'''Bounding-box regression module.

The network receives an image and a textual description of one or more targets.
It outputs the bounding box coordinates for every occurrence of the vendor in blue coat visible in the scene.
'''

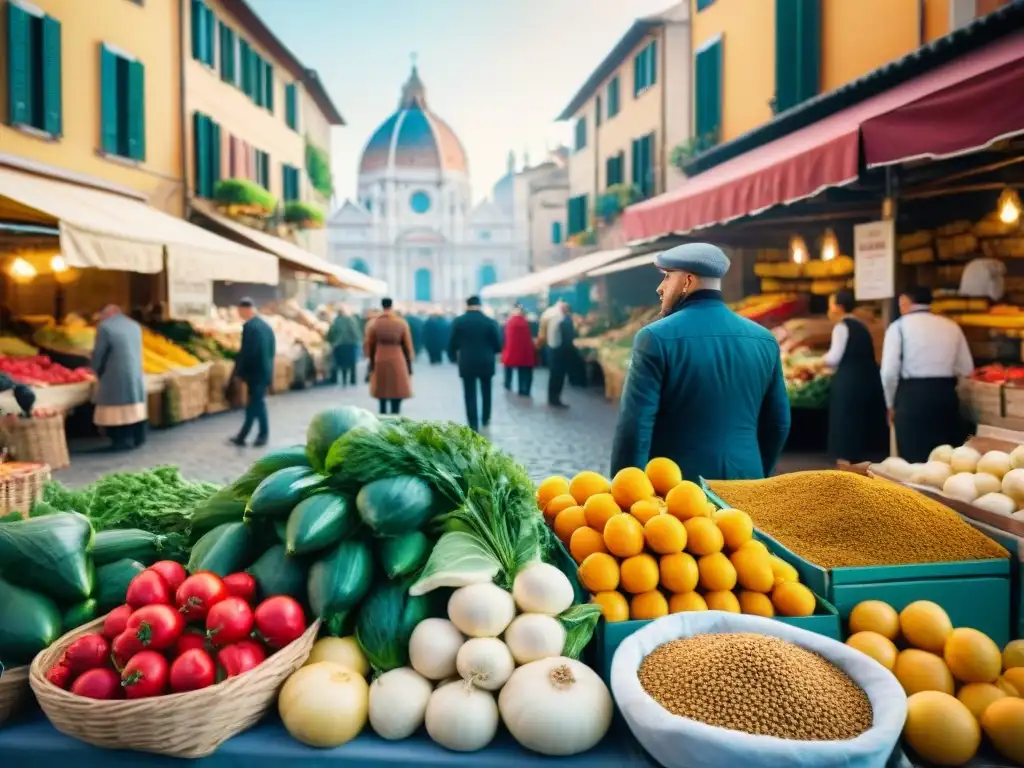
[610,244,791,481]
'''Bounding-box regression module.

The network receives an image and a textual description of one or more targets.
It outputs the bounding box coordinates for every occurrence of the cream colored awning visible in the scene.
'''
[0,167,278,284]
[587,252,659,277]
[480,248,632,299]
[192,201,387,295]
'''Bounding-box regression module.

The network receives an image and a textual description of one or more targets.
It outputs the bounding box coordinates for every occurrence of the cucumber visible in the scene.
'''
[247,467,324,518]
[308,538,373,636]
[0,512,95,602]
[285,493,356,556]
[229,445,311,497]
[62,598,99,630]
[189,490,247,543]
[355,476,434,537]
[0,577,63,666]
[29,501,61,517]
[96,559,146,611]
[274,519,288,544]
[247,544,308,602]
[379,532,432,579]
[93,529,169,565]
[187,521,253,576]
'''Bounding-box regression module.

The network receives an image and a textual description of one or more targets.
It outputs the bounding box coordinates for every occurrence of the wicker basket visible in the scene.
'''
[0,413,69,471]
[0,461,50,517]
[206,360,234,414]
[271,356,294,395]
[30,617,320,757]
[0,665,31,727]
[164,369,210,425]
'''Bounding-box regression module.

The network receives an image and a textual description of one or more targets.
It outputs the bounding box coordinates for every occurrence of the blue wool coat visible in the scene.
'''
[91,313,145,406]
[610,292,791,481]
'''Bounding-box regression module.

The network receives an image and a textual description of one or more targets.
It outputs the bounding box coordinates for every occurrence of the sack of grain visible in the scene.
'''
[611,612,906,768]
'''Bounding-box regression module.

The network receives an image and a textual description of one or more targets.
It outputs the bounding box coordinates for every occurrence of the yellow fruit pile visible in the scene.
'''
[536,460,818,623]
[844,599,1024,766]
[141,327,201,374]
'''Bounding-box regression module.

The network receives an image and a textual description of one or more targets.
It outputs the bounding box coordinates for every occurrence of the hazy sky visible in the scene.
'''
[246,0,673,206]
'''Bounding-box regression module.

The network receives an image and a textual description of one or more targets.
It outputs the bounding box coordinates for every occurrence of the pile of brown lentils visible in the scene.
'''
[638,633,873,741]
[707,470,1009,568]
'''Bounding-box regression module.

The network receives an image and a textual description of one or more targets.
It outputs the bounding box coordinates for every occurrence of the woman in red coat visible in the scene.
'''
[502,305,536,397]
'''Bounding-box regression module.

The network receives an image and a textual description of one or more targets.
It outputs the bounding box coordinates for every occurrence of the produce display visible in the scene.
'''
[0,355,93,386]
[140,327,202,374]
[0,334,38,357]
[971,364,1024,384]
[706,471,1009,568]
[782,354,831,409]
[31,314,95,354]
[728,293,807,326]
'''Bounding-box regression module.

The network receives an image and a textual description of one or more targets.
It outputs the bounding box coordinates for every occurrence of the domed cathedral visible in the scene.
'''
[328,62,523,311]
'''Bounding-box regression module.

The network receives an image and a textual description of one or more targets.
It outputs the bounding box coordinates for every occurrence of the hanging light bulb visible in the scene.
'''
[50,255,68,273]
[8,257,37,281]
[820,228,838,262]
[790,235,808,265]
[998,187,1022,225]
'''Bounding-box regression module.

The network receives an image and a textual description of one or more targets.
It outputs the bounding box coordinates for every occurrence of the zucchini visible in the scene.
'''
[308,538,373,636]
[247,544,308,602]
[247,467,324,518]
[93,529,170,566]
[355,476,434,537]
[379,532,432,579]
[0,512,95,602]
[189,490,247,543]
[229,445,311,497]
[0,577,63,667]
[96,559,146,611]
[285,493,356,556]
[274,519,288,544]
[187,521,253,576]
[62,598,99,630]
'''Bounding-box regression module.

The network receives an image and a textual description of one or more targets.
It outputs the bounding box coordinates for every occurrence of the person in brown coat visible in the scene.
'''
[365,297,414,415]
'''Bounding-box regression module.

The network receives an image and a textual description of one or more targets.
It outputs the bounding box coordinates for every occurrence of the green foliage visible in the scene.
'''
[213,177,278,213]
[596,183,640,222]
[670,130,721,172]
[283,201,325,228]
[305,138,334,199]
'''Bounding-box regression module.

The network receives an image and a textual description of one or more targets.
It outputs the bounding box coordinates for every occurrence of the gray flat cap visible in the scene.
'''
[655,243,731,278]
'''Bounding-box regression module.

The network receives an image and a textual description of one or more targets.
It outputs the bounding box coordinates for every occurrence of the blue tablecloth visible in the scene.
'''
[0,714,656,766]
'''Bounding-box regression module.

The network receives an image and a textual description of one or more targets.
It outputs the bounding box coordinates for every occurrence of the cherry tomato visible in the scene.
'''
[71,668,122,700]
[46,661,73,690]
[253,596,306,649]
[205,597,254,647]
[125,570,171,609]
[148,561,187,593]
[64,633,111,674]
[121,650,169,699]
[102,604,134,640]
[216,640,266,679]
[111,629,143,668]
[176,572,228,621]
[221,572,257,604]
[174,629,208,657]
[169,649,216,693]
[126,604,185,651]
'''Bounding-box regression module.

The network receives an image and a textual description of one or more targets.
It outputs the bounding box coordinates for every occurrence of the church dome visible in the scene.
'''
[359,64,468,176]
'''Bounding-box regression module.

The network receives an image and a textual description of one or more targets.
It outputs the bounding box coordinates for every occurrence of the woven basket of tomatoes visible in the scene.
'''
[29,562,319,758]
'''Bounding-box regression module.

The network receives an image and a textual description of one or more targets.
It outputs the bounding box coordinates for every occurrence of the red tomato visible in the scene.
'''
[253,596,306,649]
[216,640,266,679]
[125,570,171,609]
[174,629,208,657]
[169,649,216,693]
[71,668,122,700]
[102,604,134,640]
[121,651,169,699]
[46,661,73,690]
[64,633,111,674]
[175,572,228,621]
[205,597,254,647]
[221,572,257,603]
[111,629,143,668]
[126,604,185,651]
[148,561,187,593]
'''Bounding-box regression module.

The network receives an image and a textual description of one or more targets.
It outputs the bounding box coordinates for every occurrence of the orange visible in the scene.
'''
[846,631,898,670]
[659,552,699,593]
[771,582,816,617]
[569,525,608,564]
[712,509,754,551]
[552,505,586,544]
[958,683,1007,721]
[698,552,737,592]
[569,471,611,505]
[630,590,668,620]
[578,552,619,593]
[981,697,1024,764]
[900,601,953,654]
[591,591,629,623]
[630,498,663,526]
[704,590,741,613]
[583,493,621,533]
[944,628,1002,684]
[894,649,956,696]
[737,591,775,618]
[848,600,900,642]
[665,481,708,522]
[611,467,655,510]
[683,517,724,556]
[644,514,687,554]
[544,493,578,522]
[669,591,708,613]
[768,555,799,586]
[736,539,770,557]
[905,692,981,766]
[603,513,644,558]
[620,554,660,594]
[645,457,683,496]
[730,549,775,593]
[536,476,570,511]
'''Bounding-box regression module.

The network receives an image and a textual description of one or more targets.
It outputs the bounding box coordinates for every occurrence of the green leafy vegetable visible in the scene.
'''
[409,531,500,596]
[558,603,602,660]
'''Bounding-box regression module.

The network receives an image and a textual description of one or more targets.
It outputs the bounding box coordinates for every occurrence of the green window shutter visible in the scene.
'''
[795,0,820,105]
[633,50,641,96]
[239,41,250,94]
[695,39,723,146]
[648,41,658,87]
[41,16,62,136]
[210,119,221,188]
[190,0,203,61]
[6,2,31,127]
[193,112,209,197]
[204,6,215,67]
[100,45,119,154]
[126,59,145,160]
[774,0,798,112]
[551,222,562,244]
[285,83,298,129]
[253,55,263,106]
[219,23,231,82]
[264,61,273,112]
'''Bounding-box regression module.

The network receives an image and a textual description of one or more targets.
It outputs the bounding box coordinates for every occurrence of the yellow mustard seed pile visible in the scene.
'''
[707,470,1009,569]
[638,633,873,741]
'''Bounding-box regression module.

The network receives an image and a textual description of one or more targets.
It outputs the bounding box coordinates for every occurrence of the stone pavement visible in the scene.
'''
[57,361,828,488]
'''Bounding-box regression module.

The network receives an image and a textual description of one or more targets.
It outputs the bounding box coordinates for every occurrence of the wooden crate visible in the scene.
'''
[271,356,294,394]
[164,368,210,425]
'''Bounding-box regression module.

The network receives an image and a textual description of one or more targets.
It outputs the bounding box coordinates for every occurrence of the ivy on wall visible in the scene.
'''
[305,137,334,199]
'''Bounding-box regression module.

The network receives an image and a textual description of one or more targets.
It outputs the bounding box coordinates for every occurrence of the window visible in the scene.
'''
[254,149,270,190]
[410,190,431,214]
[633,40,657,97]
[567,195,588,236]
[350,258,370,275]
[696,0,716,9]
[694,37,723,148]
[6,2,62,136]
[774,0,820,113]
[631,133,655,200]
[285,82,299,130]
[282,164,300,202]
[192,112,220,197]
[478,230,491,241]
[219,21,235,84]
[605,152,625,187]
[263,60,273,112]
[551,222,563,244]
[190,0,215,67]
[595,95,602,128]
[606,76,620,119]
[100,45,145,161]
[574,116,587,152]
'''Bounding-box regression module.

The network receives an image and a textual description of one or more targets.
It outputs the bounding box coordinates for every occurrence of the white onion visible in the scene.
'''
[880,456,913,480]
[425,680,498,752]
[950,446,982,474]
[973,493,1018,517]
[447,583,516,638]
[408,618,464,680]
[512,562,574,615]
[929,444,954,464]
[456,637,515,691]
[1010,444,1024,470]
[368,667,433,740]
[909,461,953,489]
[503,614,566,665]
[1003,468,1024,504]
[943,472,980,503]
[278,662,368,748]
[973,472,1003,496]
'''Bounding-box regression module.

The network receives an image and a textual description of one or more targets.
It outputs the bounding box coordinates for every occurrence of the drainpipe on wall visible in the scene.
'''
[659,26,668,195]
[179,0,190,216]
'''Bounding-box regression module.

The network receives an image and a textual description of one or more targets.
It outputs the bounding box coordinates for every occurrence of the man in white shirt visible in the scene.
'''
[880,286,974,462]
[959,256,1005,302]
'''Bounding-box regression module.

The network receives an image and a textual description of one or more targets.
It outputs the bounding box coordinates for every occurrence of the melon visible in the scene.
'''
[306,406,379,471]
[981,697,1024,764]
[903,691,980,766]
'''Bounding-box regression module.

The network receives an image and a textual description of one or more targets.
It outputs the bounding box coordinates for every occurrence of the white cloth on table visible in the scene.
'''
[958,257,1005,302]
[822,320,849,369]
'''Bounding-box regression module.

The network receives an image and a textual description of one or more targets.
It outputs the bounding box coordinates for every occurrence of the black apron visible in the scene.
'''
[828,317,888,463]
[893,310,967,463]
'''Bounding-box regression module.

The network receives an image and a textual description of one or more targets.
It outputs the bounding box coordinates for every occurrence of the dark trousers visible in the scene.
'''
[109,421,147,450]
[548,350,568,405]
[427,348,444,364]
[239,384,269,441]
[378,398,402,415]
[332,345,358,386]
[894,377,965,463]
[462,376,492,430]
[503,366,533,396]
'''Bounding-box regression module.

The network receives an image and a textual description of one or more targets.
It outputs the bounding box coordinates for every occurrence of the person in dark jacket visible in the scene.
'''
[502,304,536,396]
[91,305,147,451]
[610,244,791,480]
[448,296,502,431]
[423,309,448,364]
[327,307,361,386]
[230,298,276,447]
[545,301,576,408]
[406,314,425,360]
[823,289,888,463]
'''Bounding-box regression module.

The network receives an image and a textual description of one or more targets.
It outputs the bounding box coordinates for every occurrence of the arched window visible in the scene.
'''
[350,258,370,275]
[414,268,432,301]
[477,263,497,291]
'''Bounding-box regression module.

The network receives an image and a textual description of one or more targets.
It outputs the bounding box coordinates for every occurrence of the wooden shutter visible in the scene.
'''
[648,40,657,87]
[100,45,119,154]
[41,15,62,135]
[204,5,215,67]
[126,60,145,160]
[775,0,819,113]
[210,119,221,190]
[264,61,273,112]
[285,83,297,129]
[193,113,208,197]
[190,0,203,61]
[253,55,264,106]
[695,39,723,144]
[6,2,31,127]
[239,40,250,94]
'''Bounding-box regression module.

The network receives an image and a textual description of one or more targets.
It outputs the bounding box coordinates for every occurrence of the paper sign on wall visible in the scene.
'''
[854,220,895,301]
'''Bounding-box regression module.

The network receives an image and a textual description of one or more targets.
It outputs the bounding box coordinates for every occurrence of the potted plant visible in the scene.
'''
[283,201,326,230]
[213,179,279,219]
[670,131,721,174]
[596,183,640,223]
